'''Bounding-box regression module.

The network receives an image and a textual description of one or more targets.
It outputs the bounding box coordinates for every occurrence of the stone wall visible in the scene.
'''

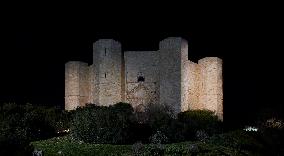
[181,39,190,111]
[159,37,182,114]
[198,57,223,120]
[65,61,90,110]
[93,39,122,106]
[124,51,159,110]
[188,61,201,110]
[79,63,91,107]
[88,64,95,104]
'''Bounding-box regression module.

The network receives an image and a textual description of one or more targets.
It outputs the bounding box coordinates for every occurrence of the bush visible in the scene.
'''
[139,103,173,130]
[0,103,70,155]
[143,144,165,156]
[71,103,136,144]
[177,110,223,140]
[257,123,284,156]
[208,130,264,155]
[132,142,144,156]
[195,130,209,142]
[133,106,223,143]
[149,131,169,144]
[137,103,176,143]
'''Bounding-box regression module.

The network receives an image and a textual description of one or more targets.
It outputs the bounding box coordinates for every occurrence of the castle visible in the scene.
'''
[65,37,223,120]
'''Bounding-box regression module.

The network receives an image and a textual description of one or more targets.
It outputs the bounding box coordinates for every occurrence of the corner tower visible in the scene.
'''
[65,61,91,110]
[198,57,223,120]
[159,37,188,114]
[93,39,122,106]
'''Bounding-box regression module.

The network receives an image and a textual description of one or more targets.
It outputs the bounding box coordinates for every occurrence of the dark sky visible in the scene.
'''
[1,3,283,125]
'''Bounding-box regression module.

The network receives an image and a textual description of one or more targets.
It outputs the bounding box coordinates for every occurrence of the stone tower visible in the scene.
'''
[159,37,189,114]
[65,61,91,110]
[198,57,223,120]
[65,37,223,120]
[93,39,122,106]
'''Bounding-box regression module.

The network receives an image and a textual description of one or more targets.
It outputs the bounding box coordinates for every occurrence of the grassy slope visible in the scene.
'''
[32,136,132,156]
[32,131,263,156]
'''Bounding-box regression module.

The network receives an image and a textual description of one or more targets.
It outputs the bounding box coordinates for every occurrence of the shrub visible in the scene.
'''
[208,130,264,154]
[257,123,284,155]
[177,110,223,140]
[137,103,175,143]
[0,103,69,155]
[143,143,165,156]
[134,106,223,143]
[195,130,209,142]
[149,131,169,144]
[71,103,136,144]
[132,142,144,156]
[139,103,173,130]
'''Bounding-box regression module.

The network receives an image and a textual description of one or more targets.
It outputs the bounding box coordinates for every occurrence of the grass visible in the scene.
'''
[32,136,132,156]
[31,131,264,156]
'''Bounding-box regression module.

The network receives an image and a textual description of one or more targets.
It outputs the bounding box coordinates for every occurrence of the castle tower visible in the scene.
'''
[198,57,223,120]
[65,61,91,110]
[159,37,189,114]
[187,61,202,110]
[93,39,122,106]
[181,39,191,112]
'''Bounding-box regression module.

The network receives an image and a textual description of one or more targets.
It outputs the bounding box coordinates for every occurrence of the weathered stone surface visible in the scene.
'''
[65,61,90,110]
[198,57,223,120]
[187,61,201,110]
[93,39,122,106]
[159,37,182,114]
[124,51,159,110]
[65,37,223,120]
[181,39,190,112]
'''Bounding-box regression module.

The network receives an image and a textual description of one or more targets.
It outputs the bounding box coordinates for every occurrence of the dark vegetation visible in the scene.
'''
[0,103,70,155]
[71,103,222,144]
[1,102,284,155]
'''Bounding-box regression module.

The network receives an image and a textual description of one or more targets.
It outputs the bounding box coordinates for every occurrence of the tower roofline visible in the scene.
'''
[65,61,88,65]
[93,39,121,45]
[159,37,188,49]
[160,37,187,42]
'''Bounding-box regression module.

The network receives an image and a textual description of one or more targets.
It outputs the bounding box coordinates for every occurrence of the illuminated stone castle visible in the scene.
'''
[65,37,223,120]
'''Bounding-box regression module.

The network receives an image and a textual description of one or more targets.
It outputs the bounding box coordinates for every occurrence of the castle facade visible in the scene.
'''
[65,37,223,120]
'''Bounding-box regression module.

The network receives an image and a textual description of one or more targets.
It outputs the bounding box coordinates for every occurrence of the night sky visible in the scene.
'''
[1,4,283,126]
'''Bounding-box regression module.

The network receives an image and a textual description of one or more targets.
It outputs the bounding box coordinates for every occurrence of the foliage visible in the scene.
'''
[32,134,264,156]
[132,142,144,156]
[0,102,225,155]
[261,118,284,129]
[257,124,284,155]
[208,130,265,155]
[195,130,209,142]
[0,103,71,155]
[149,131,169,144]
[32,135,132,156]
[177,109,223,140]
[71,103,136,144]
[2,101,284,155]
[133,105,224,143]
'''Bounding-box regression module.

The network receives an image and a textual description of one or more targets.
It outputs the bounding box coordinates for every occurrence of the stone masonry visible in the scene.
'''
[65,37,223,120]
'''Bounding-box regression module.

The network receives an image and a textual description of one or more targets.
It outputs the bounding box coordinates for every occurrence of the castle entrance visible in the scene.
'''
[126,83,152,111]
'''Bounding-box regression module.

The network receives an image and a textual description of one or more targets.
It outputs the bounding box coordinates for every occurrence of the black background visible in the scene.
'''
[1,2,283,126]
